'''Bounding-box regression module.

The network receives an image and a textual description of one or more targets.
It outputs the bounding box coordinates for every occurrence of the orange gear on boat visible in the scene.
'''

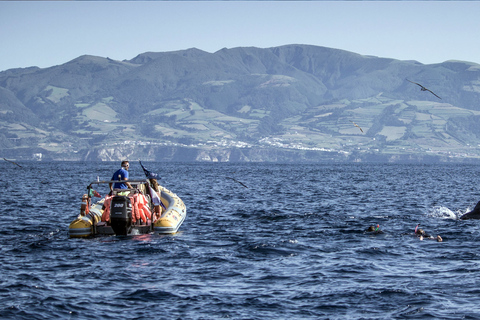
[141,204,152,221]
[138,193,148,223]
[131,194,140,223]
[128,193,152,223]
[101,195,114,222]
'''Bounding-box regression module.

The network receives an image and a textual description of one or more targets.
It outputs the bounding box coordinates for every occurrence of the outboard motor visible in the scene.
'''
[110,196,132,235]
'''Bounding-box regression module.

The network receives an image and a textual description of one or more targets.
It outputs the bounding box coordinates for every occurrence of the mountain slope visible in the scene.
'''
[0,44,479,162]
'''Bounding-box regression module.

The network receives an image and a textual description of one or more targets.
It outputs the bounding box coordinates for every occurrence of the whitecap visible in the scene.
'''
[428,206,458,219]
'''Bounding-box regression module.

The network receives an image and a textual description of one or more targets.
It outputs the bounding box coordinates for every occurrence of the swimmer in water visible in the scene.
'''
[414,224,442,242]
[365,224,383,234]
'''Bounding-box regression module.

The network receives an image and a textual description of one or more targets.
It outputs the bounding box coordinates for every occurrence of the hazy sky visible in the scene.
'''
[1,1,479,72]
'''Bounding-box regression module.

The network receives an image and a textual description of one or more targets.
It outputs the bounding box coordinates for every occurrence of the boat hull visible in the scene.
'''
[69,207,103,238]
[154,185,187,234]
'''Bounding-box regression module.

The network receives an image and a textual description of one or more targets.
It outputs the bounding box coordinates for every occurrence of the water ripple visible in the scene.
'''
[2,162,480,319]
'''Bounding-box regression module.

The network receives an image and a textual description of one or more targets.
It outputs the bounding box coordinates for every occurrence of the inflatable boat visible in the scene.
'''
[69,179,186,238]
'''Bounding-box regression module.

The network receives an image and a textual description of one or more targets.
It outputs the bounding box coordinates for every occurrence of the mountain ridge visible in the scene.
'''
[1,44,480,162]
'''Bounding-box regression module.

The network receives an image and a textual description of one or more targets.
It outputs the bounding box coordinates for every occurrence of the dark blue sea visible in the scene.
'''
[1,161,480,319]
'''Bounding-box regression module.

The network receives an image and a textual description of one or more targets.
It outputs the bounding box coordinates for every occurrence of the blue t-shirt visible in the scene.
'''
[111,168,129,189]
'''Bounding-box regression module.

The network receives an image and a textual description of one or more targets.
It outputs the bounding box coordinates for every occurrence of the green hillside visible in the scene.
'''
[0,45,479,162]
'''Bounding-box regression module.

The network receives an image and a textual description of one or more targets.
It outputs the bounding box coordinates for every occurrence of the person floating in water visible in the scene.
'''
[414,224,442,242]
[109,160,132,193]
[365,224,383,234]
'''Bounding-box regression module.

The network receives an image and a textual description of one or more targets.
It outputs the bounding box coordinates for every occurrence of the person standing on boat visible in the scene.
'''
[109,160,132,192]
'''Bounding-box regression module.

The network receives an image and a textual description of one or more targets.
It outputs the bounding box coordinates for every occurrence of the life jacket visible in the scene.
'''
[140,198,152,221]
[130,194,140,223]
[101,195,114,222]
[101,193,152,224]
[129,193,152,224]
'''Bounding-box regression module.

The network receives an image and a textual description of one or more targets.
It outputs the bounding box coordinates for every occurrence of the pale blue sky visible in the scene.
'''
[1,1,479,72]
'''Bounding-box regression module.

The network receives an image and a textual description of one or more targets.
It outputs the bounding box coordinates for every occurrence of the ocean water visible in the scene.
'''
[1,161,480,319]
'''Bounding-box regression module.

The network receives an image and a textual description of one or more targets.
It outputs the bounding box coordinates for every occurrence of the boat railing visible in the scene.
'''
[87,179,151,186]
[86,179,153,203]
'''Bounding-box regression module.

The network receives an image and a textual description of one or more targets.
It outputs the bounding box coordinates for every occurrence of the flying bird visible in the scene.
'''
[3,158,22,168]
[226,177,248,188]
[349,120,364,133]
[406,79,442,99]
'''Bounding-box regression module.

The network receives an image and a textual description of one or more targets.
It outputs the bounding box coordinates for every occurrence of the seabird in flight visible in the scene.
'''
[226,177,248,188]
[3,158,22,168]
[406,79,442,99]
[349,120,364,133]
